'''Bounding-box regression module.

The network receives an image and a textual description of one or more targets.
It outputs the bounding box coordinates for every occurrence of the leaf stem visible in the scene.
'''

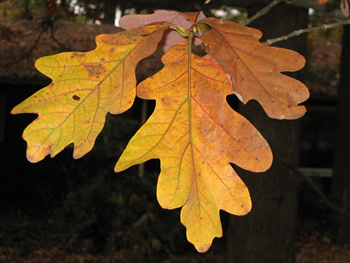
[188,33,193,131]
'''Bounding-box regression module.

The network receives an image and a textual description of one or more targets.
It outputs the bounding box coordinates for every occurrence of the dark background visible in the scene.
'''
[0,0,348,262]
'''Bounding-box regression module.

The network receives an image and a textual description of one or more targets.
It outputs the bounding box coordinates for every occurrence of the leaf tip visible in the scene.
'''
[114,161,127,173]
[196,242,211,253]
[277,104,308,120]
[10,107,18,115]
[10,103,26,115]
[26,149,45,163]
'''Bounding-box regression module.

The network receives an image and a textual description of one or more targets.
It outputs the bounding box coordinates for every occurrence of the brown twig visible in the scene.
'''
[276,156,350,218]
[264,19,350,45]
[10,22,48,66]
[243,0,291,26]
[49,23,72,51]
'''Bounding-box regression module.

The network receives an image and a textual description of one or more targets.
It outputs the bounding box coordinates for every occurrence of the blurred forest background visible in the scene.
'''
[0,0,350,262]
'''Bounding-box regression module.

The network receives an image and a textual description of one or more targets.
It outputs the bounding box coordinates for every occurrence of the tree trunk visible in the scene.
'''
[331,24,350,243]
[103,0,117,25]
[225,4,308,263]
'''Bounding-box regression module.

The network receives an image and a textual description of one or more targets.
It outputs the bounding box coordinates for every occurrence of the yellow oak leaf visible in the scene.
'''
[11,24,169,163]
[115,40,272,252]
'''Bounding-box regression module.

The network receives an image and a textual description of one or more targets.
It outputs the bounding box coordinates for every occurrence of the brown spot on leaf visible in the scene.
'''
[72,95,81,101]
[84,63,106,78]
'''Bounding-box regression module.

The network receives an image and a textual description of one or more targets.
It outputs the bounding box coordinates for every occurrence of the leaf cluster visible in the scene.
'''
[12,10,309,252]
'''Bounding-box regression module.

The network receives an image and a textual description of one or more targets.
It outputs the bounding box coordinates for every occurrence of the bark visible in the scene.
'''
[103,0,118,25]
[331,24,350,243]
[225,4,308,263]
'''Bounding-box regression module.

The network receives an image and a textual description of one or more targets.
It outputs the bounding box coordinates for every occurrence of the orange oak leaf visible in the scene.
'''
[11,24,169,163]
[115,41,272,252]
[317,0,330,4]
[198,18,309,120]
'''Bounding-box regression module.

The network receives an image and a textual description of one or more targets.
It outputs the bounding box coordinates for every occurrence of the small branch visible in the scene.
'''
[49,23,72,51]
[10,22,48,66]
[276,156,350,218]
[243,0,291,26]
[264,19,350,45]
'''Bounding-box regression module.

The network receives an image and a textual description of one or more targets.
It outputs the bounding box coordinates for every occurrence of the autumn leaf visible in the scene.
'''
[317,0,330,4]
[120,9,205,28]
[341,0,350,17]
[115,40,272,252]
[11,23,169,163]
[120,10,205,51]
[198,18,309,120]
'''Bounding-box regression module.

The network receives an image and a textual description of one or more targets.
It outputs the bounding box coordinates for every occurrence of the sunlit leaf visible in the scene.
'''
[115,41,272,252]
[11,24,169,162]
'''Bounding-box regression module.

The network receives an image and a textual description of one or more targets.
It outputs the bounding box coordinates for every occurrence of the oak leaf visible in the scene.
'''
[198,18,309,120]
[115,41,273,252]
[317,0,330,4]
[341,0,350,17]
[11,24,169,162]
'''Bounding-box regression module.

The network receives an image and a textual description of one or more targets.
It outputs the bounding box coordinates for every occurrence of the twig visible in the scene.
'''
[49,23,72,51]
[276,156,350,218]
[9,22,48,67]
[264,19,350,45]
[243,0,291,26]
[12,17,71,66]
